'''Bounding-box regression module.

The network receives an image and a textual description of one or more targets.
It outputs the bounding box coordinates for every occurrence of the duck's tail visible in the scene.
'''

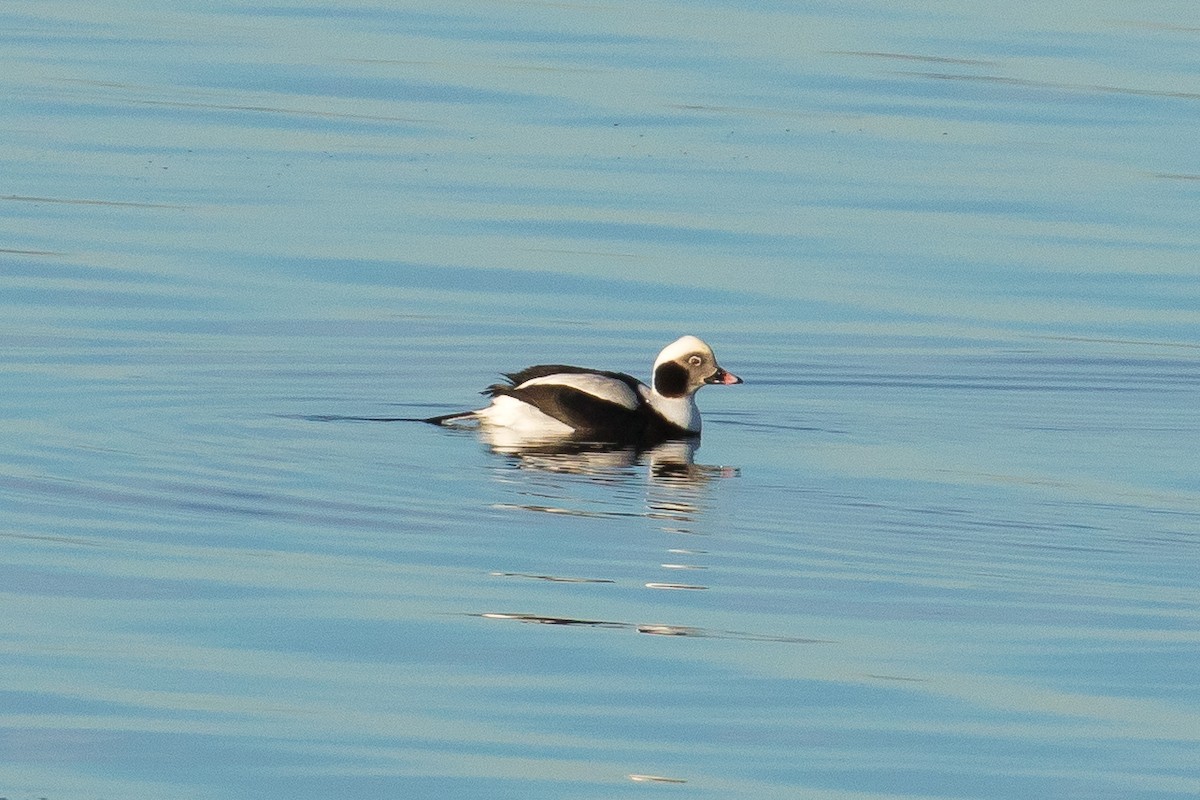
[422,410,479,427]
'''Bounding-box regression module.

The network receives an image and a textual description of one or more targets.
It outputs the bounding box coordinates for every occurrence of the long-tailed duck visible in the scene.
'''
[427,335,742,441]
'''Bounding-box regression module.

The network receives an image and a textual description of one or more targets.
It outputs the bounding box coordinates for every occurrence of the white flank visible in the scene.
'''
[474,395,574,435]
[518,373,640,410]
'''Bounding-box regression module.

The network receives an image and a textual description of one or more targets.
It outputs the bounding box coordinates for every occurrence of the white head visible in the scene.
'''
[651,335,743,399]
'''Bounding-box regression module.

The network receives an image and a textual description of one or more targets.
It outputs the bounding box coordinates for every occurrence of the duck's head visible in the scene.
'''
[651,335,743,398]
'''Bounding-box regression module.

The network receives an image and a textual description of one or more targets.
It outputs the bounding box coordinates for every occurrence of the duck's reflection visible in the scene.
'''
[479,429,738,595]
[482,429,738,535]
[468,430,822,643]
[481,427,736,488]
[468,430,827,647]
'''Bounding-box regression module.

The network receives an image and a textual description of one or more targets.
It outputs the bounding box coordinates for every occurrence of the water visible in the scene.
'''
[3,1,1198,798]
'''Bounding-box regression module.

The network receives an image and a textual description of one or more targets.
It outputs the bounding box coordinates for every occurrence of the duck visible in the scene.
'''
[426,335,742,441]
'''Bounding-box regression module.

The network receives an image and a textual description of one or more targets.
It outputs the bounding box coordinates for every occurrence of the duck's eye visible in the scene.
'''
[688,355,703,367]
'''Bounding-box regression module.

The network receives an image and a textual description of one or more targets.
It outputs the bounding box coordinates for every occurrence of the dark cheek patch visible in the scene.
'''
[654,362,689,398]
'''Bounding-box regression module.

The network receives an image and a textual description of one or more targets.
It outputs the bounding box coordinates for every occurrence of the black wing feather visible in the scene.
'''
[488,384,641,435]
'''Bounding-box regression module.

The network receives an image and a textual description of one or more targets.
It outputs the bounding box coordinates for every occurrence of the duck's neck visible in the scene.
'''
[644,387,701,433]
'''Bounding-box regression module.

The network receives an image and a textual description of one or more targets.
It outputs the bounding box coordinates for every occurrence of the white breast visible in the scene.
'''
[641,386,701,433]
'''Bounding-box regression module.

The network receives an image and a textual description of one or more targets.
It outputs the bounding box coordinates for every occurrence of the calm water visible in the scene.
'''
[3,1,1198,798]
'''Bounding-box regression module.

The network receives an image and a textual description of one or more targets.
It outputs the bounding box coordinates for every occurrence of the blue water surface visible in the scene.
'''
[2,1,1198,798]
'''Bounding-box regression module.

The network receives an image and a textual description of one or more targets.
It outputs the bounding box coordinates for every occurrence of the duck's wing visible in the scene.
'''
[484,367,646,434]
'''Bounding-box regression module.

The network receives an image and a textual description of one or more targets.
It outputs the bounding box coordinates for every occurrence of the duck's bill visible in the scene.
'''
[706,368,743,385]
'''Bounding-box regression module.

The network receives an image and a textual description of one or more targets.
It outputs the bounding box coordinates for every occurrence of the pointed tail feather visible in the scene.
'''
[423,410,479,426]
